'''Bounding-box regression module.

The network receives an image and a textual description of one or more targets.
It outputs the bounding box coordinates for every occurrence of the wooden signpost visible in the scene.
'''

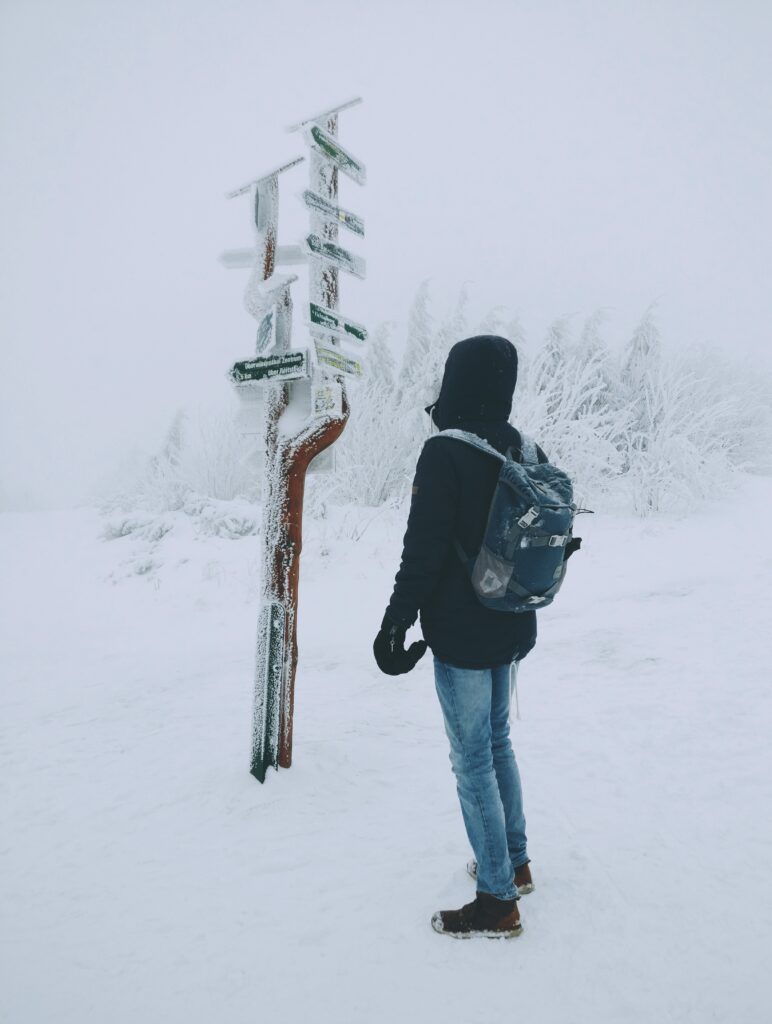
[221,98,367,782]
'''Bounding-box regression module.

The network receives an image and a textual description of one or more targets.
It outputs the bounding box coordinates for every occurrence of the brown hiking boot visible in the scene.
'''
[431,891,523,939]
[466,858,535,895]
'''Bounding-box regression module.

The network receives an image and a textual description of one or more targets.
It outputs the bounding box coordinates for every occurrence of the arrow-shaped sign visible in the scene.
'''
[315,342,363,378]
[225,157,304,199]
[309,303,367,343]
[287,97,363,133]
[302,190,364,237]
[230,349,310,385]
[305,234,366,279]
[305,124,366,185]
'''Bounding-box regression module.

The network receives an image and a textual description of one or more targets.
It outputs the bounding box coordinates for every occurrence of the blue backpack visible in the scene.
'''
[436,429,576,613]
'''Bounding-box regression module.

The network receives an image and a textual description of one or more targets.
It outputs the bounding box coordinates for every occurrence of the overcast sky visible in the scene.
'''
[1,0,770,507]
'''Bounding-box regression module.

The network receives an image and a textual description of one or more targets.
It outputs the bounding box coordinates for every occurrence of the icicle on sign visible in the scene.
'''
[219,97,367,783]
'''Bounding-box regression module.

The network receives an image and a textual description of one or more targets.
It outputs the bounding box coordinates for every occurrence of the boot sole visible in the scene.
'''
[431,913,523,939]
[466,860,535,895]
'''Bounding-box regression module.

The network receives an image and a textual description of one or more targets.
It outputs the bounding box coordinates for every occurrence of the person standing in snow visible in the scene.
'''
[373,335,570,939]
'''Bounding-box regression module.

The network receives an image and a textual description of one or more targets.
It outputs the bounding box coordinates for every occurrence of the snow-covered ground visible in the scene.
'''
[2,479,771,1024]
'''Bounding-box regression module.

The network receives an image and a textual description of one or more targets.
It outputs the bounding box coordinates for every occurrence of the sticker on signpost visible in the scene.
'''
[312,378,344,416]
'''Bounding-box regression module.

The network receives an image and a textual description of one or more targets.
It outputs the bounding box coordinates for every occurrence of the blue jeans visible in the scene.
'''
[433,657,528,901]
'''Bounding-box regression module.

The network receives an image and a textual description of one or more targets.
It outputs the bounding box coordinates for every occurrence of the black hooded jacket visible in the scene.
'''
[385,335,547,669]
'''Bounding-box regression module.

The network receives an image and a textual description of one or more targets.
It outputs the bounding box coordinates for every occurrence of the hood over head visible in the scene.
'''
[426,335,518,430]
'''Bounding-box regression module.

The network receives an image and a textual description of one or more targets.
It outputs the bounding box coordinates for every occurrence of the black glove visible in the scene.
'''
[564,537,582,561]
[373,613,428,676]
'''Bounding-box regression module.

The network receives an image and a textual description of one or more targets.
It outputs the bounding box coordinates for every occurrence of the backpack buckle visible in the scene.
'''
[548,535,568,547]
[517,507,539,529]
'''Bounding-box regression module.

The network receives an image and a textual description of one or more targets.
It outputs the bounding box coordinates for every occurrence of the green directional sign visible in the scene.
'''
[305,234,366,279]
[230,349,309,384]
[306,124,366,185]
[315,342,363,378]
[302,190,364,237]
[309,303,367,343]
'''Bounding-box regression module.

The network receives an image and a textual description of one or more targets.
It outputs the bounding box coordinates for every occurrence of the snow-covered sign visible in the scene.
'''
[305,234,366,279]
[309,303,367,343]
[286,96,363,131]
[229,350,309,385]
[225,157,304,200]
[303,124,366,185]
[315,342,363,377]
[225,159,303,355]
[302,190,364,237]
[219,245,306,270]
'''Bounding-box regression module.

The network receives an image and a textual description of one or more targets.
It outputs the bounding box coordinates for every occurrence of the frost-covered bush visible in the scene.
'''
[327,290,771,516]
[514,313,631,510]
[314,323,404,508]
[617,312,771,513]
[102,406,260,515]
[105,284,772,521]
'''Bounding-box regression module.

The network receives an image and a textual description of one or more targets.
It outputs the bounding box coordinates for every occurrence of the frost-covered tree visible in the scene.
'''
[514,316,631,508]
[321,322,406,507]
[104,284,772,522]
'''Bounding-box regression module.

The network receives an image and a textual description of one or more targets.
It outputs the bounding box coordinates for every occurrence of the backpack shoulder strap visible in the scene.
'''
[432,428,506,463]
[519,432,539,466]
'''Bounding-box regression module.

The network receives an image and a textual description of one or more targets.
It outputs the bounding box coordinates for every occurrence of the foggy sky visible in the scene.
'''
[1,0,770,508]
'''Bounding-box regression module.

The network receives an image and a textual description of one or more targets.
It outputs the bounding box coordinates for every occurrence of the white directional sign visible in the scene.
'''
[243,273,298,353]
[220,245,306,269]
[225,157,304,200]
[286,97,363,132]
